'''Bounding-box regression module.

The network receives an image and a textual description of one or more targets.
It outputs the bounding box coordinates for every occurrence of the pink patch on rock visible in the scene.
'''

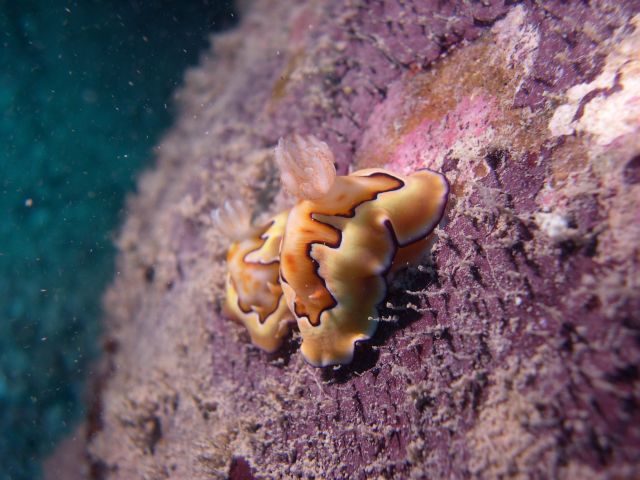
[388,94,498,174]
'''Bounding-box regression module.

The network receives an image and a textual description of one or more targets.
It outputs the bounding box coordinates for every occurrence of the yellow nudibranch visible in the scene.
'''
[215,135,449,367]
[275,135,449,367]
[212,201,292,353]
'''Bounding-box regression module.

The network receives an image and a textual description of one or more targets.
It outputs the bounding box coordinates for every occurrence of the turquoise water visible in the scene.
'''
[0,2,235,478]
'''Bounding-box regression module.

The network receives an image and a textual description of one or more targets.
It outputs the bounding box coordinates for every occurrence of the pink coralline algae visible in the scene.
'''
[386,94,498,174]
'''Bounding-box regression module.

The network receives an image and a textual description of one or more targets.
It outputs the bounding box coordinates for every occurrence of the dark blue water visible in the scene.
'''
[0,2,236,478]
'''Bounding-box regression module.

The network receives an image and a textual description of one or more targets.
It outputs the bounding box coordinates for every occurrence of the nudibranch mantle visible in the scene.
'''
[212,202,292,353]
[276,135,449,367]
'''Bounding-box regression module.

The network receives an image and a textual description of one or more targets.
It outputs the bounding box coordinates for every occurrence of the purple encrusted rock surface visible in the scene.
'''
[48,1,640,478]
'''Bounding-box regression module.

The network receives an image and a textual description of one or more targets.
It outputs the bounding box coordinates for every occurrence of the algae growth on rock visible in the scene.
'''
[43,1,640,479]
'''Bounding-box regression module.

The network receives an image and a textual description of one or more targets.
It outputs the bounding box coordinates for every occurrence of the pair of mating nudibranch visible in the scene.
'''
[212,135,449,367]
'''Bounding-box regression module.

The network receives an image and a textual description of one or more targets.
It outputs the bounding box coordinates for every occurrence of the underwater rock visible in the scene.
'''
[50,1,640,478]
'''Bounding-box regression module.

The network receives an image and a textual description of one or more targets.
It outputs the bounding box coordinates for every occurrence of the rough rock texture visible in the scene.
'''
[79,1,640,478]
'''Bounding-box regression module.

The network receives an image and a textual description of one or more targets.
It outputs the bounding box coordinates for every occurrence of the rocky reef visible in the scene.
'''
[53,1,640,478]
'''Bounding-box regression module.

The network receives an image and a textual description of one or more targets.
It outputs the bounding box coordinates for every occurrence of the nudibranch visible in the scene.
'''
[275,135,449,367]
[212,201,292,353]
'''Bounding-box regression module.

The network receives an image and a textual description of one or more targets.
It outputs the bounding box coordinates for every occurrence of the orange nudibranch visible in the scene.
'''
[212,201,292,353]
[275,135,449,367]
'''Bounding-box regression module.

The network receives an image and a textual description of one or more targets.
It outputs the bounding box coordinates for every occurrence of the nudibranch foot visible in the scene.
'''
[212,202,292,353]
[277,135,449,367]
